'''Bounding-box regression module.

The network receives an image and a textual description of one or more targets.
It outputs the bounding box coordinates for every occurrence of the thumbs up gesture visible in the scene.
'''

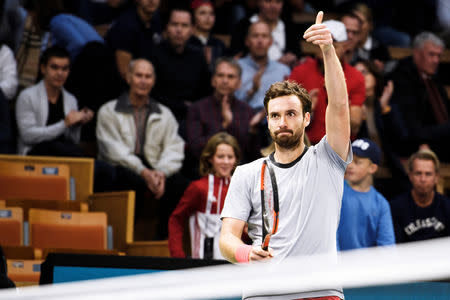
[303,11,333,52]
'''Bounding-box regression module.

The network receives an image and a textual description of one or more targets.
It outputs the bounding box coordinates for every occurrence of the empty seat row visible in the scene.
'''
[0,207,109,250]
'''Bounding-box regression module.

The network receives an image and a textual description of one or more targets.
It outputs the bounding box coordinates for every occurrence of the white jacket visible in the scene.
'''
[15,80,80,155]
[0,44,18,100]
[96,94,184,177]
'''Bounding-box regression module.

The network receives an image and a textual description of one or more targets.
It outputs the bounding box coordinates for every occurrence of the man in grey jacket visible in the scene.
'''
[16,46,93,156]
[97,58,188,239]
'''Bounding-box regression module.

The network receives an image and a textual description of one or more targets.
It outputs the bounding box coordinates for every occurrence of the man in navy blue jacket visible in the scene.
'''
[390,150,450,243]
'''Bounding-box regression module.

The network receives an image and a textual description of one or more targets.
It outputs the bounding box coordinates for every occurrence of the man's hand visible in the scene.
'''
[303,11,333,53]
[141,168,166,199]
[153,170,166,199]
[221,95,233,129]
[64,110,84,127]
[249,245,274,262]
[80,107,94,124]
[249,109,266,133]
[379,80,394,113]
[247,65,266,98]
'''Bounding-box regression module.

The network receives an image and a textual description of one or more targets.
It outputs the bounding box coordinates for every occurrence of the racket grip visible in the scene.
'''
[262,234,271,251]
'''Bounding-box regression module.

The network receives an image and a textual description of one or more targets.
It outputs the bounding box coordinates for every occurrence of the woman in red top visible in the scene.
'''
[168,132,241,259]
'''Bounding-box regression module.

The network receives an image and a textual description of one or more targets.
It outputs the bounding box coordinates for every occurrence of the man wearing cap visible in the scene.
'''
[337,138,395,250]
[288,19,365,145]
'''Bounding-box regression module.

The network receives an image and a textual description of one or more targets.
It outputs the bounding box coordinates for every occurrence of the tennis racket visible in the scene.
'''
[260,160,279,251]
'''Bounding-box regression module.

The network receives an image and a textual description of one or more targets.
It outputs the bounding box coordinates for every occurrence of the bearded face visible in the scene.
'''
[266,95,310,151]
[270,126,303,149]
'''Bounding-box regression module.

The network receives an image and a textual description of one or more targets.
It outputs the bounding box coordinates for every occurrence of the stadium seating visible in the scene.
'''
[28,209,108,250]
[7,259,43,285]
[0,161,70,200]
[0,207,23,246]
[0,155,94,202]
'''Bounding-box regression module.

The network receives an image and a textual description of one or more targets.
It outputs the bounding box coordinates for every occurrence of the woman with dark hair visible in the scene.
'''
[168,132,240,259]
[187,0,227,72]
[354,60,409,199]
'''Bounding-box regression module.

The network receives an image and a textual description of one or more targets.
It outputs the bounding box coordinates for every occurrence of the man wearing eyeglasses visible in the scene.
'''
[220,11,352,300]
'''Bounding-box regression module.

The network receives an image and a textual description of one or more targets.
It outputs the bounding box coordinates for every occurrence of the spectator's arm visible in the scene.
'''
[15,92,66,144]
[115,50,132,81]
[168,182,203,258]
[376,200,396,246]
[151,107,185,177]
[0,45,18,100]
[96,104,146,175]
[186,103,210,159]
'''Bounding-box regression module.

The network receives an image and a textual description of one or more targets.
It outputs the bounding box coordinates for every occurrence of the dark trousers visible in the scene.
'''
[0,90,13,154]
[114,165,190,239]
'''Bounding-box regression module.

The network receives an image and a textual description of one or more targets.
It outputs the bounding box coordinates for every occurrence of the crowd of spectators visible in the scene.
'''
[1,0,449,246]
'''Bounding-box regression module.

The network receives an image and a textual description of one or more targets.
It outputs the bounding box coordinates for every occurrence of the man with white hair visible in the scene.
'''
[96,58,188,239]
[289,19,365,144]
[389,32,450,162]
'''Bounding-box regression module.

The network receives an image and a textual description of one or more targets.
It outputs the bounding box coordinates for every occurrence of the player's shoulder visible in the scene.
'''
[235,157,267,175]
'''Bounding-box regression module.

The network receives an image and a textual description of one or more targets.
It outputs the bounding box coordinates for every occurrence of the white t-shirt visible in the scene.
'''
[221,136,352,299]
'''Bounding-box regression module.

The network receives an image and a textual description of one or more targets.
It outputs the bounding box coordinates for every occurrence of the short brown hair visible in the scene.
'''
[407,149,440,173]
[263,80,312,115]
[199,132,241,176]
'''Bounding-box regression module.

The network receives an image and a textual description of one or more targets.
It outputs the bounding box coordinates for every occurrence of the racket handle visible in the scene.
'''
[262,234,271,251]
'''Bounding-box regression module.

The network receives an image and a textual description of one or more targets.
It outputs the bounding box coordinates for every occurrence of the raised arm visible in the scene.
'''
[303,12,350,160]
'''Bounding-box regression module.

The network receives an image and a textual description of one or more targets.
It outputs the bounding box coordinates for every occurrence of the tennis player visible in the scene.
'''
[219,11,352,300]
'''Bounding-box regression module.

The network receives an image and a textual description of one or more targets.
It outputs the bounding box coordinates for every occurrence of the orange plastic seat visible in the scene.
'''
[0,207,23,246]
[0,161,70,200]
[7,259,43,284]
[29,209,108,250]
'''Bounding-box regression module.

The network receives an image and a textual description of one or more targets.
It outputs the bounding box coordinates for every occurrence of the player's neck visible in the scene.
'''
[273,143,305,164]
[348,177,372,193]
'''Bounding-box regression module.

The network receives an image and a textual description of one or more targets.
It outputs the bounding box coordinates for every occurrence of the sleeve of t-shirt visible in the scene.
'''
[220,165,253,222]
[349,70,366,107]
[376,194,396,246]
[316,135,352,174]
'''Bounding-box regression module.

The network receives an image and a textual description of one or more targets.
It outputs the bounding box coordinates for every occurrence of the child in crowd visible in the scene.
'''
[337,138,395,250]
[168,132,240,259]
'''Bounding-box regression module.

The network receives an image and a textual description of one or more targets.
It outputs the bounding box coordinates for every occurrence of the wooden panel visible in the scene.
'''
[42,248,124,258]
[388,47,450,63]
[0,155,94,202]
[300,40,319,57]
[126,240,170,257]
[89,191,135,251]
[1,246,38,260]
[212,34,231,48]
